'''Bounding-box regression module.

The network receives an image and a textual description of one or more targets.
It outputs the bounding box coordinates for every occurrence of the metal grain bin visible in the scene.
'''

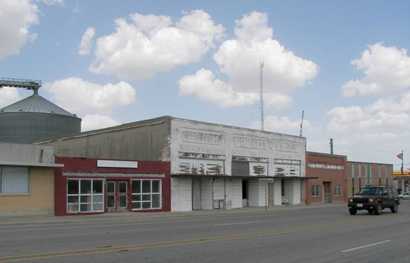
[0,93,81,144]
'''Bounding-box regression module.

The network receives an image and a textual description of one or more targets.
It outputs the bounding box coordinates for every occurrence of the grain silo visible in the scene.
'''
[0,78,81,144]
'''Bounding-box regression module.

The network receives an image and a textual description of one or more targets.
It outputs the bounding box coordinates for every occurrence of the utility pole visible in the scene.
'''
[260,62,264,131]
[299,110,304,137]
[330,138,334,155]
[401,150,404,175]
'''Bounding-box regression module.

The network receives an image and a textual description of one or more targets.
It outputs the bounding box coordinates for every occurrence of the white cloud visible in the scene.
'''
[342,43,410,97]
[81,114,119,131]
[0,87,22,108]
[179,68,291,109]
[261,115,311,135]
[0,0,39,59]
[326,92,410,165]
[90,10,224,80]
[44,77,136,116]
[179,11,318,109]
[78,27,96,55]
[38,0,63,6]
[327,99,410,135]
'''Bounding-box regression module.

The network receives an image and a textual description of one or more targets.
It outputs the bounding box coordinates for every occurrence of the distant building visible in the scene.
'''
[305,152,347,204]
[392,171,410,193]
[346,161,393,196]
[42,116,308,212]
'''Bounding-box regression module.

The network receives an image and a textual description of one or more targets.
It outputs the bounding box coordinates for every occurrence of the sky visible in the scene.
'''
[1,0,410,169]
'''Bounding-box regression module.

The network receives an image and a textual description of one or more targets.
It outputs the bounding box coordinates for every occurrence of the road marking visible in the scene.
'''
[214,220,265,226]
[341,240,391,253]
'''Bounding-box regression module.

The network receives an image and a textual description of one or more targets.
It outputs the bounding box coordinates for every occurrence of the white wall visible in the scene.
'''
[282,179,302,205]
[169,118,307,210]
[200,177,213,210]
[213,177,225,200]
[171,177,192,212]
[273,179,282,206]
[291,180,302,205]
[226,178,242,209]
[248,179,269,207]
[170,118,306,177]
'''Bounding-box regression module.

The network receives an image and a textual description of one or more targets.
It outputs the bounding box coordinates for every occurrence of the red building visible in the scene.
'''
[54,157,171,216]
[305,152,347,204]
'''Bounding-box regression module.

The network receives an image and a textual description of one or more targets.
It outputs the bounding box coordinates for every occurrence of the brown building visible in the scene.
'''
[346,161,393,197]
[305,152,347,204]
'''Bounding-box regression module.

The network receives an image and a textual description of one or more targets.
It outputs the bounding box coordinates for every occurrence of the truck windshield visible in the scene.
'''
[358,187,381,195]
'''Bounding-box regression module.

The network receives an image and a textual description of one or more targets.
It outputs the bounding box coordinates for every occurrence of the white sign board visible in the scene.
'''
[97,160,138,169]
[249,162,268,176]
[177,158,224,175]
[274,159,301,177]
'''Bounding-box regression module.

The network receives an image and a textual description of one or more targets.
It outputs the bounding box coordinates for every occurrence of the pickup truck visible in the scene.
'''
[348,186,399,215]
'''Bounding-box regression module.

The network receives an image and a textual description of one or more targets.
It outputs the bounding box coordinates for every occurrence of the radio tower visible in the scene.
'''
[260,62,264,131]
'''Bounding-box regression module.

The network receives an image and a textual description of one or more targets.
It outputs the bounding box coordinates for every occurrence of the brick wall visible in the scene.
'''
[305,152,347,204]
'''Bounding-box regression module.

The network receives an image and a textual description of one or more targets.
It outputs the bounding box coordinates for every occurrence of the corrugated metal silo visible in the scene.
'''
[0,79,81,144]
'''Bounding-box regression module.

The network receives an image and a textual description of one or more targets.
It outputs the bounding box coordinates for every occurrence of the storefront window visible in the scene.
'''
[67,179,104,213]
[131,179,161,210]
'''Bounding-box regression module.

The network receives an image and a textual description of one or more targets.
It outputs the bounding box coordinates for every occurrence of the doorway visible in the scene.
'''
[106,181,128,212]
[242,180,249,207]
[323,182,332,203]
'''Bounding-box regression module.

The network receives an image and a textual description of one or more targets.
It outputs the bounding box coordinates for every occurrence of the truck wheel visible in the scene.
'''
[349,208,357,215]
[374,205,382,215]
[391,204,398,213]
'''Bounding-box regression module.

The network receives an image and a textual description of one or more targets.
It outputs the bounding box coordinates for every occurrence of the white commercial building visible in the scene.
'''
[169,118,306,211]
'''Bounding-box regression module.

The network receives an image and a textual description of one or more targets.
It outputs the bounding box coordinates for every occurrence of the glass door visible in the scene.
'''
[106,181,128,212]
[118,181,128,211]
[106,181,116,212]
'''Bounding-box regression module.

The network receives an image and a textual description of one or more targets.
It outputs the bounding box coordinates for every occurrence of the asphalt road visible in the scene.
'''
[1,202,410,263]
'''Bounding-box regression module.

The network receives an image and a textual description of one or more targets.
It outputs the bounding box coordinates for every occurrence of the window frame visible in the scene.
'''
[0,166,30,195]
[66,178,105,214]
[311,185,321,197]
[131,179,162,210]
[334,184,342,196]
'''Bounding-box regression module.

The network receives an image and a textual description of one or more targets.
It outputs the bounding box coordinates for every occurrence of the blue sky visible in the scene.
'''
[1,0,410,168]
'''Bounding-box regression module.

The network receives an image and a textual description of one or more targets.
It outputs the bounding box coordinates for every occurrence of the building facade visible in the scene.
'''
[305,152,347,204]
[43,116,307,212]
[393,171,410,194]
[346,161,393,197]
[54,157,171,216]
[0,143,61,216]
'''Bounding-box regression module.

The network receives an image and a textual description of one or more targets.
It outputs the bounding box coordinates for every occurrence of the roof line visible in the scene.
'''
[347,160,393,166]
[38,115,306,144]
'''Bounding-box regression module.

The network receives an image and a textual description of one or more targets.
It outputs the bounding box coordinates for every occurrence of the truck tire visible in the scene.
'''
[391,204,398,213]
[349,208,357,215]
[374,204,382,215]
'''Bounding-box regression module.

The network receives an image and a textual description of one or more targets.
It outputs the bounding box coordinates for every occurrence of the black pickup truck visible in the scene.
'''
[348,186,400,215]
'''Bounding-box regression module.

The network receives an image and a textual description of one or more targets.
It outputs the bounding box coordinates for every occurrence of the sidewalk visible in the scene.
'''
[0,203,345,226]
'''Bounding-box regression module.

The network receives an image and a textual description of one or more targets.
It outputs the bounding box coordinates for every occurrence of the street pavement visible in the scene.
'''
[0,202,409,263]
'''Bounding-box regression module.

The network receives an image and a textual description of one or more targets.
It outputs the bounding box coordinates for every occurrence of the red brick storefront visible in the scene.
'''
[54,157,171,216]
[305,152,347,204]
